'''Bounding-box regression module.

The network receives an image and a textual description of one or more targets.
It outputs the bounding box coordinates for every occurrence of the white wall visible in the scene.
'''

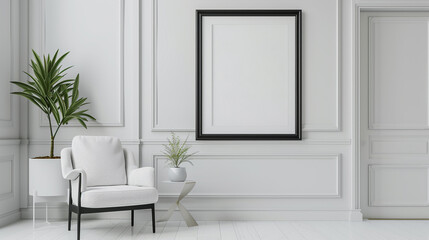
[20,0,362,220]
[17,0,429,221]
[0,0,22,226]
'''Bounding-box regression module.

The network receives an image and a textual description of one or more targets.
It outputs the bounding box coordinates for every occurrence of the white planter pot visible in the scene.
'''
[29,158,67,197]
[168,167,187,182]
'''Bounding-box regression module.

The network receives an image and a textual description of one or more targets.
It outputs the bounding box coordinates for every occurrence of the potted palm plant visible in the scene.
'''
[11,50,95,158]
[162,133,197,182]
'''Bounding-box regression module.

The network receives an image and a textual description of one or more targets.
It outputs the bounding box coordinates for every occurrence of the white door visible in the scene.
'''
[360,11,429,218]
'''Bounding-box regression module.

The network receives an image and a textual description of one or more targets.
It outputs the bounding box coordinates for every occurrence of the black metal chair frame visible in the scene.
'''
[68,173,156,240]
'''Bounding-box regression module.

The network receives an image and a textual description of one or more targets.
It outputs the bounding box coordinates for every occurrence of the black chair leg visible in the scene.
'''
[151,205,156,233]
[68,204,72,231]
[131,210,134,227]
[77,213,81,240]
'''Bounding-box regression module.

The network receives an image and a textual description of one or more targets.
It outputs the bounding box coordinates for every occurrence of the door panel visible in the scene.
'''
[361,11,429,218]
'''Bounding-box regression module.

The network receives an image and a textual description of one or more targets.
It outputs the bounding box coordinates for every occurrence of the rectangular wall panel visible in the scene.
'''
[0,0,20,222]
[0,145,20,223]
[369,165,429,206]
[0,158,12,197]
[369,17,429,129]
[154,154,340,197]
[0,0,12,123]
[370,136,428,159]
[42,0,124,126]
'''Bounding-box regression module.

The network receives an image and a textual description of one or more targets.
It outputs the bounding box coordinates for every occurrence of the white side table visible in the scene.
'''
[157,180,198,227]
[29,158,67,228]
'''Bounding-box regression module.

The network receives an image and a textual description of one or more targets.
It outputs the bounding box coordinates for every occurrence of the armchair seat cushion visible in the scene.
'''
[80,185,158,208]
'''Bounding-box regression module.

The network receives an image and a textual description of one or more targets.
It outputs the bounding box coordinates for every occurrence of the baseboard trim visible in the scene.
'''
[156,210,363,221]
[21,206,362,221]
[0,209,20,227]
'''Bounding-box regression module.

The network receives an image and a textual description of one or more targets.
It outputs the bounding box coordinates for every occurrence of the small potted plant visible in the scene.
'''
[162,133,197,182]
[11,50,95,158]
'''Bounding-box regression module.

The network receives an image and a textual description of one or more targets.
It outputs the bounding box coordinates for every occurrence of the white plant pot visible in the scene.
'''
[168,167,187,182]
[29,158,67,197]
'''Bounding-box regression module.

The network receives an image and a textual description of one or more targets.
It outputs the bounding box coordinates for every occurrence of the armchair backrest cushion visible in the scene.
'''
[71,136,127,186]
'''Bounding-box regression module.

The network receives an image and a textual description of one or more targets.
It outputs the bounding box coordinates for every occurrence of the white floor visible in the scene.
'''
[1,219,429,240]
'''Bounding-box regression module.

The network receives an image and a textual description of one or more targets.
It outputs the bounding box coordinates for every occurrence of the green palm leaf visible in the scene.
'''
[11,49,96,158]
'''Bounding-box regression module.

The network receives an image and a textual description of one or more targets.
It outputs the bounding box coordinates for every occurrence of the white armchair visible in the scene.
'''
[61,136,158,240]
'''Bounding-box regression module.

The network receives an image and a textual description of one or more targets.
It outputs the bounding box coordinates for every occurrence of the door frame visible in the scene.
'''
[352,0,429,217]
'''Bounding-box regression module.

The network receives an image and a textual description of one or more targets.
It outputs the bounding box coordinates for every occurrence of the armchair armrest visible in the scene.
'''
[129,167,155,187]
[64,169,86,180]
[65,169,87,205]
[61,147,87,204]
[64,169,87,191]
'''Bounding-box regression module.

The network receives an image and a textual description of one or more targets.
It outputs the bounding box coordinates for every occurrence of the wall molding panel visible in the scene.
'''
[0,0,13,125]
[0,0,20,227]
[369,164,429,207]
[0,146,20,226]
[302,0,341,132]
[0,155,14,201]
[37,0,125,127]
[153,154,341,198]
[368,16,429,130]
[0,0,19,130]
[369,136,429,159]
[151,0,194,132]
